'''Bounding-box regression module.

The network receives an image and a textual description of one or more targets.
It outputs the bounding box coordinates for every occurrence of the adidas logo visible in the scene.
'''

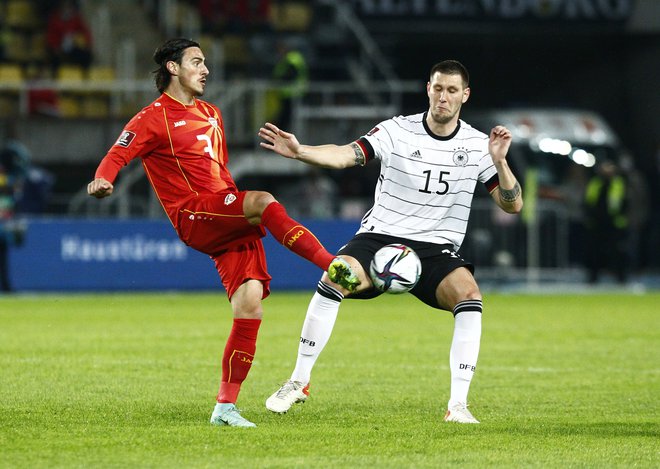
[410,150,422,159]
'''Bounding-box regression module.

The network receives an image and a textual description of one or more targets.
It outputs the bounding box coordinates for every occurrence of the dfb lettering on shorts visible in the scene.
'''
[287,229,305,247]
[459,363,476,372]
[300,337,316,347]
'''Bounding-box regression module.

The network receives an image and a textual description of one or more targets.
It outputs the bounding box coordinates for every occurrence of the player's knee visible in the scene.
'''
[462,284,482,302]
[258,191,277,208]
[231,299,263,318]
[437,268,482,308]
[253,191,277,211]
[244,191,277,222]
[230,280,265,317]
[451,281,482,306]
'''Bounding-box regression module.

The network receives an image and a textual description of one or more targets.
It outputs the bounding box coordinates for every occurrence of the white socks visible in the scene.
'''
[449,300,482,406]
[290,282,343,384]
[288,287,482,408]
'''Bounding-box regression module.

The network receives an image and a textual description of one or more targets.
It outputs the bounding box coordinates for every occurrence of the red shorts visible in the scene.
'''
[212,238,271,300]
[174,191,271,299]
[175,191,266,255]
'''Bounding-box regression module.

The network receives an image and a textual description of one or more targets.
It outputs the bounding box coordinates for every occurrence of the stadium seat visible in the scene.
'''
[87,66,116,82]
[3,31,28,63]
[58,95,82,118]
[6,0,38,29]
[81,95,109,118]
[0,95,18,117]
[56,65,85,82]
[29,32,48,63]
[85,66,115,117]
[0,64,23,118]
[222,35,250,66]
[0,64,24,83]
[270,1,312,32]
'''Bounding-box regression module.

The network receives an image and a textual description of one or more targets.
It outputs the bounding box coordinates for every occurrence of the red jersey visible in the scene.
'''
[96,93,237,225]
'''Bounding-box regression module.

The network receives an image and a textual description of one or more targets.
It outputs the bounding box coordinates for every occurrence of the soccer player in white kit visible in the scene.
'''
[258,60,523,423]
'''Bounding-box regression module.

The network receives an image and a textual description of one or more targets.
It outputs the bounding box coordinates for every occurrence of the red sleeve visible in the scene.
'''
[95,154,127,183]
[95,107,159,182]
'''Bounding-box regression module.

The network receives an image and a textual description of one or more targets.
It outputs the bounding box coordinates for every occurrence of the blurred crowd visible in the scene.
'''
[1,0,94,77]
[0,123,53,292]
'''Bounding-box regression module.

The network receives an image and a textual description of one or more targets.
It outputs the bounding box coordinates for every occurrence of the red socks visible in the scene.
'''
[217,318,261,403]
[261,202,334,270]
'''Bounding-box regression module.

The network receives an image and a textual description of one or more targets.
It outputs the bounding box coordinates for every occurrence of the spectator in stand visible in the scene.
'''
[0,131,30,293]
[27,66,61,117]
[46,0,94,73]
[619,152,649,275]
[583,160,629,284]
[270,39,308,130]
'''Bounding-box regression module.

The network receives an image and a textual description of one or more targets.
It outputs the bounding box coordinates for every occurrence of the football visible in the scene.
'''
[369,244,422,294]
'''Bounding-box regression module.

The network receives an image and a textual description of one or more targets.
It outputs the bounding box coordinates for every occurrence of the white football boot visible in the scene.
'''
[265,380,310,413]
[444,402,480,424]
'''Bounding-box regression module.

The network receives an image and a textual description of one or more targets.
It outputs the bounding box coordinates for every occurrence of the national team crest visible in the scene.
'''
[208,117,218,129]
[224,193,237,205]
[452,147,469,166]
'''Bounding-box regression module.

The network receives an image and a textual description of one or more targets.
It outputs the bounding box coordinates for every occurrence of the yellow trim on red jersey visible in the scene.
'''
[162,107,198,196]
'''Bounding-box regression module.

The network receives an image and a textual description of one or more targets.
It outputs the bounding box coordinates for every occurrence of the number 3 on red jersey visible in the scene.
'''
[197,134,216,161]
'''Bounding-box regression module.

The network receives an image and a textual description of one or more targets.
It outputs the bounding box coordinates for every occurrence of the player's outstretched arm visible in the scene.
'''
[87,177,114,198]
[258,122,358,169]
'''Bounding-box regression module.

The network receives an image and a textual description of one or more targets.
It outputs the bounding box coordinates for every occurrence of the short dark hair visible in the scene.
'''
[152,38,200,93]
[429,60,469,88]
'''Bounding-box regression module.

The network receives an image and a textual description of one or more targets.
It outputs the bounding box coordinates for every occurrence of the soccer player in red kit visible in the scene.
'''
[87,38,360,427]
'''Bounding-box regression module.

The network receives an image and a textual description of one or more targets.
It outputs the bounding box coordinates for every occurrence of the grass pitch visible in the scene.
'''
[1,291,658,468]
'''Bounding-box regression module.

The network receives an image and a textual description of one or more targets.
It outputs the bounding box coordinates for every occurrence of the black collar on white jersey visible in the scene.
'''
[422,112,461,141]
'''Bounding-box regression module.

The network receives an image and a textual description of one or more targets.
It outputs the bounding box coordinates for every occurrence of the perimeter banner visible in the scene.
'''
[349,0,634,21]
[8,218,359,292]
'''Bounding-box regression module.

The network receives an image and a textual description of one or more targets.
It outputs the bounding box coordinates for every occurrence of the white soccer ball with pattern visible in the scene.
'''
[369,244,422,294]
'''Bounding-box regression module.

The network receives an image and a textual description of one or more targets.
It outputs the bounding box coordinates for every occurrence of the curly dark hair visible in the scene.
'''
[152,38,201,93]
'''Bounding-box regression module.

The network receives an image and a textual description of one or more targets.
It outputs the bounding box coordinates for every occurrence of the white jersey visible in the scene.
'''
[355,112,498,251]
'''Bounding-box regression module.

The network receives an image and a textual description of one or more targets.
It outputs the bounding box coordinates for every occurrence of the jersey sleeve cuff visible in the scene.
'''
[355,137,375,164]
[485,174,500,193]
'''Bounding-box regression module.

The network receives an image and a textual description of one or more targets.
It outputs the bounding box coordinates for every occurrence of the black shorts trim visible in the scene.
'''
[337,233,474,310]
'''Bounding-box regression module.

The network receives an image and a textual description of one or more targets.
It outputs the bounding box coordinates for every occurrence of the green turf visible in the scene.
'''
[1,292,658,468]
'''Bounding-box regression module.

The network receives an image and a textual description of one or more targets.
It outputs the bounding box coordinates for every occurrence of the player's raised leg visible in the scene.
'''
[246,193,361,292]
